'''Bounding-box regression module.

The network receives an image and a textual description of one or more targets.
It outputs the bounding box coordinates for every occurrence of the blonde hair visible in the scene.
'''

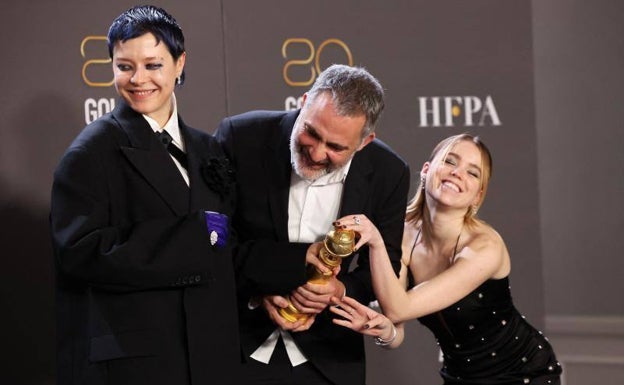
[405,134,492,235]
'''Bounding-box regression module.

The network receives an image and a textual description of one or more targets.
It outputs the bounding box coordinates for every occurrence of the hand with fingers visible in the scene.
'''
[330,295,397,344]
[279,232,351,322]
[262,295,316,332]
[305,241,331,275]
[333,214,385,251]
[289,273,345,315]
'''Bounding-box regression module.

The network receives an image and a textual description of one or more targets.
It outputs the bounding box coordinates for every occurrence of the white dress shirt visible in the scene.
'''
[250,160,352,366]
[143,94,189,186]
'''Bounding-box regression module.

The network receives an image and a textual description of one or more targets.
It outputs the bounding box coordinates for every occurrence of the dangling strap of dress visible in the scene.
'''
[410,227,462,261]
[406,228,422,289]
[409,228,422,259]
[411,226,463,338]
[407,227,462,288]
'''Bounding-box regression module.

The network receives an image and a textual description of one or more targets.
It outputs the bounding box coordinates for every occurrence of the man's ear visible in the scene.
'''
[357,132,376,151]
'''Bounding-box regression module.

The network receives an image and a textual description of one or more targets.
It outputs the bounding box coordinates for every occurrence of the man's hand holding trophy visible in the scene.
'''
[278,220,359,323]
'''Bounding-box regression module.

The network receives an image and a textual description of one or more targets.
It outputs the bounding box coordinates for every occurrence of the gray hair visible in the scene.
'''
[305,64,385,137]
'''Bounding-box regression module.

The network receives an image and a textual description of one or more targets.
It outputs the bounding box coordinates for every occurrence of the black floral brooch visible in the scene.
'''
[200,157,235,200]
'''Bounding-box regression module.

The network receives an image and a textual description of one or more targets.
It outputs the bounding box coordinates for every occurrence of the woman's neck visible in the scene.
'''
[424,204,465,251]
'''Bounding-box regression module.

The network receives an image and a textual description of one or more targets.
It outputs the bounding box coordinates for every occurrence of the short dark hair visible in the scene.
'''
[107,5,186,83]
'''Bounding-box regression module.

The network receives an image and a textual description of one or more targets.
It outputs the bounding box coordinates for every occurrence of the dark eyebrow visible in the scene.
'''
[304,123,322,141]
[304,124,349,151]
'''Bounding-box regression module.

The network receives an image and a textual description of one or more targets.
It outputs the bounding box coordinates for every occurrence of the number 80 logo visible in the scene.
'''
[282,38,353,87]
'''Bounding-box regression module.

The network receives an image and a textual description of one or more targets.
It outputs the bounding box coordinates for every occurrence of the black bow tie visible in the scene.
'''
[157,130,188,170]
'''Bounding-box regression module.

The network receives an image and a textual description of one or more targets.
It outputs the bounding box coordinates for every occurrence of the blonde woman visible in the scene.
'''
[330,134,561,384]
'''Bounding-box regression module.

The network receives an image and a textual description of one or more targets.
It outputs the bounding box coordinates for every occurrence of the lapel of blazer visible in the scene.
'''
[266,111,298,241]
[183,121,222,213]
[114,101,190,215]
[340,147,374,217]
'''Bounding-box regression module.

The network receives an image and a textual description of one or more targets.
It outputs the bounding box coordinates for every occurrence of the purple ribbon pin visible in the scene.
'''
[204,211,228,248]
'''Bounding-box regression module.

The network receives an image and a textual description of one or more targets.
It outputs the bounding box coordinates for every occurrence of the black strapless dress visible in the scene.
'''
[418,277,562,384]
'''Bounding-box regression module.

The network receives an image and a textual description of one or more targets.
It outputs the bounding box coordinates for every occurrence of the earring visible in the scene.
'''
[471,205,478,216]
[420,176,425,190]
[176,76,182,85]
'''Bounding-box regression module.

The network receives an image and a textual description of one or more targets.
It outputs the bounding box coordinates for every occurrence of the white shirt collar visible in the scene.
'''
[142,93,184,151]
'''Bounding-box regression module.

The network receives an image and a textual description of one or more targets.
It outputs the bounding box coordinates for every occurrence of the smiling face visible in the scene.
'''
[423,139,485,212]
[112,32,185,127]
[290,92,374,180]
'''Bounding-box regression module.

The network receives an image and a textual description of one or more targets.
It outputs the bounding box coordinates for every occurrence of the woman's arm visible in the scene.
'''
[336,215,507,323]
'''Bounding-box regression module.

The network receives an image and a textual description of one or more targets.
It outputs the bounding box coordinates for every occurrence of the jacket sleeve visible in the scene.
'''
[50,145,229,293]
[215,116,309,296]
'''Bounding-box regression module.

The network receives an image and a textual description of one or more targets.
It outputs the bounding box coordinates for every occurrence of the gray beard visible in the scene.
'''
[291,151,329,181]
[289,129,329,181]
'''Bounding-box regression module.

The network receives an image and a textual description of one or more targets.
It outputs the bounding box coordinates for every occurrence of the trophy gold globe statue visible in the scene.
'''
[278,226,356,322]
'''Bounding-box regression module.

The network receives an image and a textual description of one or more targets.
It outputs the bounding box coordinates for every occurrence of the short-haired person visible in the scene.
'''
[50,5,240,385]
[331,134,562,384]
[215,64,410,384]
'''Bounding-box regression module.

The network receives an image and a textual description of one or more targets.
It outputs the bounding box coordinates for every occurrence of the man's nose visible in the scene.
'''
[308,145,327,163]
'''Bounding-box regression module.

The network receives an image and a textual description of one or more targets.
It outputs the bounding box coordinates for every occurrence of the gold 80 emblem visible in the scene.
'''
[81,36,112,87]
[82,36,353,88]
[282,38,353,87]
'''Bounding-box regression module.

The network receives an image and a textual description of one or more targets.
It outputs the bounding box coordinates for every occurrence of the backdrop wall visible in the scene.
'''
[1,1,620,384]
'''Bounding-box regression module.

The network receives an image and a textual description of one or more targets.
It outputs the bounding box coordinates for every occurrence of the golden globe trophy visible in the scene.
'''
[278,226,356,323]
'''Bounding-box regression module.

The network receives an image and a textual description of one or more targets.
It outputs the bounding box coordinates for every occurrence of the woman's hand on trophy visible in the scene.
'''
[334,214,384,252]
[262,295,315,331]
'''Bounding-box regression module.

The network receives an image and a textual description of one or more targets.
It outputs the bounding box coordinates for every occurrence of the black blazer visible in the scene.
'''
[50,101,241,385]
[215,110,410,385]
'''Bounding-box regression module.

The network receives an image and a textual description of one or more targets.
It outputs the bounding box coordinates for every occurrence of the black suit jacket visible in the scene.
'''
[50,101,241,385]
[215,110,410,385]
